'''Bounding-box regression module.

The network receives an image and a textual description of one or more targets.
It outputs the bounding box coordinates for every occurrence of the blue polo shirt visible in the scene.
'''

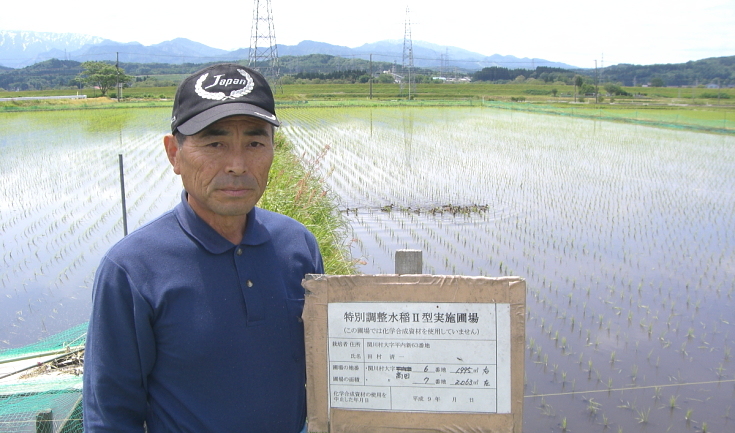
[83,191,323,432]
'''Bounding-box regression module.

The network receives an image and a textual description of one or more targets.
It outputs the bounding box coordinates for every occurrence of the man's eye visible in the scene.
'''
[250,141,264,147]
[207,142,223,148]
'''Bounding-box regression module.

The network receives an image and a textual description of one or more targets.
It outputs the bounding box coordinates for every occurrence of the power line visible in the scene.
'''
[400,7,415,98]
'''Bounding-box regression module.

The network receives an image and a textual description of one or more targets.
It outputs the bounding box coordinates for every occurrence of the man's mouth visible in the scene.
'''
[219,187,250,196]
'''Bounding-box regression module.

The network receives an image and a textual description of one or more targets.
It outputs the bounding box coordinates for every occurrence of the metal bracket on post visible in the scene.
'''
[119,154,128,236]
[395,249,422,275]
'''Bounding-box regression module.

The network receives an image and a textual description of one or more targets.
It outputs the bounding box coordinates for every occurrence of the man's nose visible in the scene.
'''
[226,145,249,174]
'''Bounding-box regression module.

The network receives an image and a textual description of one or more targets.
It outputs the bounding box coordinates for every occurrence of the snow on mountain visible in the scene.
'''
[0,30,106,67]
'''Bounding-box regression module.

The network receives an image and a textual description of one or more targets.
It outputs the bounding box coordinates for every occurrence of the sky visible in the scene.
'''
[2,0,733,68]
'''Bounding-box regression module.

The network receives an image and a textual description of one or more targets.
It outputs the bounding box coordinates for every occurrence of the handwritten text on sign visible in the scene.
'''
[327,303,511,413]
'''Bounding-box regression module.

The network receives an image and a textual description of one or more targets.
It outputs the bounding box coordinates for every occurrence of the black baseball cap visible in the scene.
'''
[171,63,280,135]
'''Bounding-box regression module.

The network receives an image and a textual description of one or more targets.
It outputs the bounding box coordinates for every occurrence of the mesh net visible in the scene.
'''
[0,323,87,433]
[0,323,87,363]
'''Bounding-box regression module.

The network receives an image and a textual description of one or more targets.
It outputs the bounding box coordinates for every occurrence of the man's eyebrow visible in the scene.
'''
[243,128,270,137]
[198,127,230,138]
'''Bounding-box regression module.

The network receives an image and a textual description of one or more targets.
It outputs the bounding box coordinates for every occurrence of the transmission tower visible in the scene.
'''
[401,7,415,99]
[249,0,281,92]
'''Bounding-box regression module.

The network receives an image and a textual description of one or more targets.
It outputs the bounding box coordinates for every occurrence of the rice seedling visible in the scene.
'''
[4,105,733,432]
[715,363,725,379]
[635,407,651,424]
[586,397,602,416]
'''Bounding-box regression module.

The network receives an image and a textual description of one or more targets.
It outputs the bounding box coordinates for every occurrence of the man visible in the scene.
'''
[83,64,323,432]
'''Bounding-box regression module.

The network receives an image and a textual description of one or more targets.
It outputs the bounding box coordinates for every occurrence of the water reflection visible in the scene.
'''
[281,106,735,433]
[0,108,177,348]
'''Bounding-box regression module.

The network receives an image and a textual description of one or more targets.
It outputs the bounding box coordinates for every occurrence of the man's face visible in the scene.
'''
[164,115,274,229]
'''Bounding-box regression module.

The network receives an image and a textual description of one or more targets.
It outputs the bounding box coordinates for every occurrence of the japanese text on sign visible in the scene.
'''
[328,303,511,414]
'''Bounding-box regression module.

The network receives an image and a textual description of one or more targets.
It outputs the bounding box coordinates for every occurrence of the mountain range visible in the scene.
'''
[0,30,578,71]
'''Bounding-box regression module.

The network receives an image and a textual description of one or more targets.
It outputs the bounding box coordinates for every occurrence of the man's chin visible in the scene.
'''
[211,204,255,217]
[211,196,261,215]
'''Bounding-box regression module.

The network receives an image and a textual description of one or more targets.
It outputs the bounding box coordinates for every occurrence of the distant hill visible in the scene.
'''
[2,31,732,90]
[278,40,355,57]
[0,58,84,91]
[470,56,735,87]
[3,53,735,92]
[0,30,576,71]
[586,56,735,87]
[66,38,237,65]
[351,40,572,71]
[0,56,389,91]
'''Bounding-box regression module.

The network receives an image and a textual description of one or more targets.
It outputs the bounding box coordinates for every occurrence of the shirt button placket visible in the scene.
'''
[235,248,254,287]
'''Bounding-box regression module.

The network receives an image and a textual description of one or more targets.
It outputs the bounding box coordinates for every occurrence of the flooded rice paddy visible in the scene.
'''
[0,108,180,345]
[1,106,733,432]
[281,107,735,432]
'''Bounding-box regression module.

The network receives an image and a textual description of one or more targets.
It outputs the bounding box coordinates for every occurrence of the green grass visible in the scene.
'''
[485,101,734,133]
[275,81,735,103]
[259,132,356,275]
[3,81,734,102]
[0,96,173,112]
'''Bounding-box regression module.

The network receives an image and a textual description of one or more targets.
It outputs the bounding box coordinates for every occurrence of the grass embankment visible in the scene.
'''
[485,101,734,134]
[0,96,171,112]
[260,132,356,275]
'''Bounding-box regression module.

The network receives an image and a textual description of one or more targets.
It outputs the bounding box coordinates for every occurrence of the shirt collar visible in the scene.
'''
[174,190,271,254]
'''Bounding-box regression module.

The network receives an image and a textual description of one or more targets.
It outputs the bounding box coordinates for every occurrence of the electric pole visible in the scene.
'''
[601,53,604,83]
[594,60,599,103]
[369,53,373,100]
[116,52,120,102]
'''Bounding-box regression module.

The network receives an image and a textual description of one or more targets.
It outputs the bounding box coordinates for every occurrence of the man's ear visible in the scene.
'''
[163,134,181,175]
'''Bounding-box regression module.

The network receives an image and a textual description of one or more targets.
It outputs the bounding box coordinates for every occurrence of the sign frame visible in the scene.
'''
[302,274,526,433]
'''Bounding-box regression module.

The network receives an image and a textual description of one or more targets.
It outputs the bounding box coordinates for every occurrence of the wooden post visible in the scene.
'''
[395,249,422,274]
[36,409,52,433]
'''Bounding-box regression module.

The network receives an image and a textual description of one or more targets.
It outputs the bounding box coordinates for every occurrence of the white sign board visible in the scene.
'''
[327,302,512,414]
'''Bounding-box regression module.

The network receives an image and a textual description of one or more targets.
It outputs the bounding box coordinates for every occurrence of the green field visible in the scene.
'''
[2,82,734,134]
[3,81,734,102]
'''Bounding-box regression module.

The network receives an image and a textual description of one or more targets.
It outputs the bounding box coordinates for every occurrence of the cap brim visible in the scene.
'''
[176,102,280,135]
